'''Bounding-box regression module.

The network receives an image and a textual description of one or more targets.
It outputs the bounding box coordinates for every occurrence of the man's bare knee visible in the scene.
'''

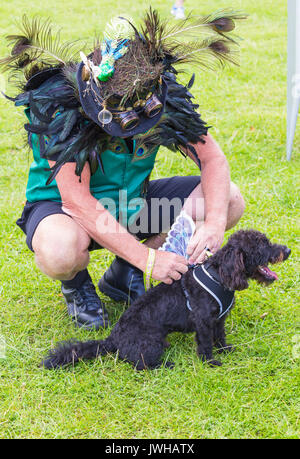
[32,215,91,280]
[34,242,89,280]
[183,180,245,230]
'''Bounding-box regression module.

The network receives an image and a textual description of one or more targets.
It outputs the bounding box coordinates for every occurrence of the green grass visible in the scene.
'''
[0,0,299,439]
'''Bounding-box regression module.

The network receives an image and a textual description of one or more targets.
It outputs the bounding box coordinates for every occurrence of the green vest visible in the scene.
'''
[25,109,159,225]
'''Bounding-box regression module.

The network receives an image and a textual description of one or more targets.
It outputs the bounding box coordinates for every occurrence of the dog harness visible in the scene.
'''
[181,263,235,320]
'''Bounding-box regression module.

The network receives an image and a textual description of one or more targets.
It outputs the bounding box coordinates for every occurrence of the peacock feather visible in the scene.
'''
[0,15,85,86]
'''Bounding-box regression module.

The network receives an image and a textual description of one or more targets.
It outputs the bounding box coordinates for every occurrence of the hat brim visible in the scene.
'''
[76,61,167,138]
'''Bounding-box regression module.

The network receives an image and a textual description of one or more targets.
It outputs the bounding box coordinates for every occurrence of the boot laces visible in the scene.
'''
[75,279,103,312]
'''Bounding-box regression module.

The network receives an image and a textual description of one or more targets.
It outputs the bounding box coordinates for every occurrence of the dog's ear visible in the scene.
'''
[219,248,249,291]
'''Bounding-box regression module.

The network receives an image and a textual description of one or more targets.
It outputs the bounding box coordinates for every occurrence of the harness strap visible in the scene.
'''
[181,264,235,320]
[180,276,193,312]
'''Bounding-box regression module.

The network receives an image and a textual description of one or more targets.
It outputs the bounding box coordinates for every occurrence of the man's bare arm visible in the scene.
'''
[49,161,188,283]
[184,132,231,262]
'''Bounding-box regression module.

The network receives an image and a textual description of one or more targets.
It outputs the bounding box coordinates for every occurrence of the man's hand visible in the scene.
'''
[187,222,225,264]
[151,250,189,284]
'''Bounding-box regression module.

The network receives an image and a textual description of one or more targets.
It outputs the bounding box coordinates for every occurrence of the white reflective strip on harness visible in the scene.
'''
[201,264,217,282]
[192,268,234,320]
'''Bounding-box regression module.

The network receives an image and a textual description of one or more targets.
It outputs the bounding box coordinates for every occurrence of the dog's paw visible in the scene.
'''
[199,354,222,367]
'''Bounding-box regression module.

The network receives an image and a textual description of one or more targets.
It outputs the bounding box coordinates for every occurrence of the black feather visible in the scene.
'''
[187,73,195,89]
[133,72,208,161]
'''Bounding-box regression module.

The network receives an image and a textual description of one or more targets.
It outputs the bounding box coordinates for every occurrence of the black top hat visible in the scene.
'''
[76,60,168,138]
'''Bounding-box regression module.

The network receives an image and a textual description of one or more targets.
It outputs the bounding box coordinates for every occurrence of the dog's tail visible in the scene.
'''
[41,337,114,369]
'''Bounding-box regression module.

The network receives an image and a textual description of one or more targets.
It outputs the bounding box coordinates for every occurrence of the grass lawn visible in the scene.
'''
[0,0,299,439]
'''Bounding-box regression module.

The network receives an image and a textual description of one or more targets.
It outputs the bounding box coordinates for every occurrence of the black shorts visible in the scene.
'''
[16,175,200,252]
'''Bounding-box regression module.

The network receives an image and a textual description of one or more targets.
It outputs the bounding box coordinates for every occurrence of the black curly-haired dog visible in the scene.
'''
[42,230,290,370]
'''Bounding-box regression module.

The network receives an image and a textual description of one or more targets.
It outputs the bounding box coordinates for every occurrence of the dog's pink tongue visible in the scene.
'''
[264,266,278,280]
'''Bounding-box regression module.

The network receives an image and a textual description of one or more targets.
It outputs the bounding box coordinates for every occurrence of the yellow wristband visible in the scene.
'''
[144,248,156,291]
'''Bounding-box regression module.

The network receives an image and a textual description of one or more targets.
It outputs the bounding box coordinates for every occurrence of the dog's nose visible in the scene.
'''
[284,247,291,259]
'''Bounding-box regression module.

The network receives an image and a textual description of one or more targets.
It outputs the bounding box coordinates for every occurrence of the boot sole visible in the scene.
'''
[98,277,132,304]
[72,318,110,330]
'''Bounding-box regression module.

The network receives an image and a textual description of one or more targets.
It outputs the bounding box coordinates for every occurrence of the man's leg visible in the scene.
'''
[182,181,245,231]
[145,181,245,250]
[32,214,109,329]
[32,214,91,280]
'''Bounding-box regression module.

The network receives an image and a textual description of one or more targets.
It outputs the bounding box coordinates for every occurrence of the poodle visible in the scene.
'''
[42,230,291,370]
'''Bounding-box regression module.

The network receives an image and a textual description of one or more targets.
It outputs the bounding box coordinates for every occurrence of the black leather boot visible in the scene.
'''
[98,257,146,305]
[61,278,110,329]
